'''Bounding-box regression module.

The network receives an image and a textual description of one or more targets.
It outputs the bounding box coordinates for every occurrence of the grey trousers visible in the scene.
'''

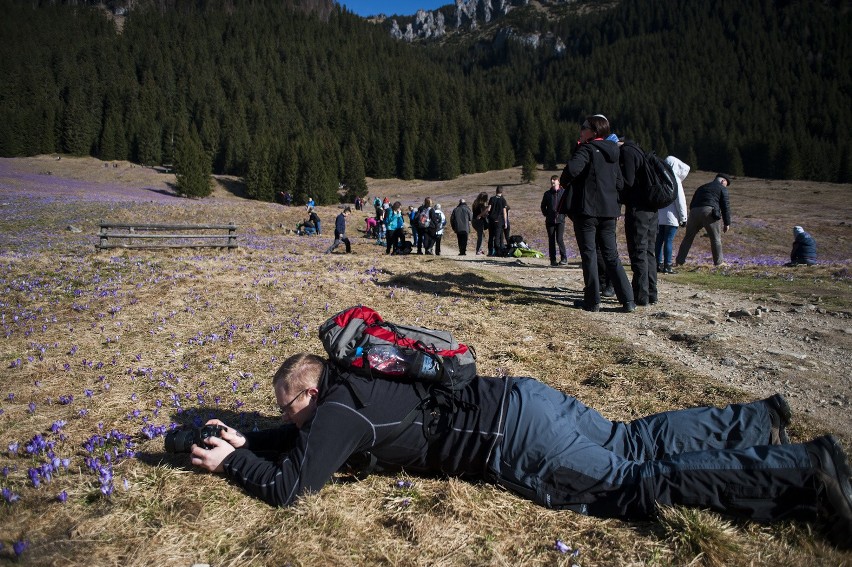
[676,206,724,265]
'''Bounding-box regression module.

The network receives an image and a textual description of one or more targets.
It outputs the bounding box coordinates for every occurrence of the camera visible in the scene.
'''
[164,424,224,453]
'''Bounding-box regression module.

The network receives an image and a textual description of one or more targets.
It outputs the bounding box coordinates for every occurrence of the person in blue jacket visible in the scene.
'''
[325,207,352,254]
[787,225,817,266]
[190,353,852,550]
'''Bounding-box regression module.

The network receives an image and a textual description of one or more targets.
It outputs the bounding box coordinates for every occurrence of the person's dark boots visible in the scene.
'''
[807,435,852,549]
[663,264,677,274]
[765,394,793,445]
[573,299,600,312]
[657,263,664,272]
[622,301,636,313]
[601,285,615,298]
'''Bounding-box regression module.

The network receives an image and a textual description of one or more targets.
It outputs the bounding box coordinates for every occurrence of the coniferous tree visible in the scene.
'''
[245,139,275,202]
[342,133,368,199]
[175,129,213,198]
[521,150,537,184]
[275,143,299,199]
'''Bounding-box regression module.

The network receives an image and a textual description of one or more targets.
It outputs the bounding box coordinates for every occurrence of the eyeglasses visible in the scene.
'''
[277,388,308,415]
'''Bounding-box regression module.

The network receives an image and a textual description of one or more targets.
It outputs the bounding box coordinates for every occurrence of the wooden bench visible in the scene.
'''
[97,222,238,250]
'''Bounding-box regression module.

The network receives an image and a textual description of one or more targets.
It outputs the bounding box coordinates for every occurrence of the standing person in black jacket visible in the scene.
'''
[619,139,658,306]
[541,175,568,267]
[486,186,508,256]
[676,174,732,267]
[560,115,635,313]
[189,352,852,550]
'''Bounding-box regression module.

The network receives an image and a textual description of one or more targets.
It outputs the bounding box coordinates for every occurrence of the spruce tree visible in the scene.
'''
[342,134,368,199]
[175,129,213,198]
[521,150,537,184]
[245,139,274,202]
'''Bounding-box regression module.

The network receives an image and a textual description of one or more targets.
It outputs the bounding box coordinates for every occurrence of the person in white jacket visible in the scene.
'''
[656,156,690,274]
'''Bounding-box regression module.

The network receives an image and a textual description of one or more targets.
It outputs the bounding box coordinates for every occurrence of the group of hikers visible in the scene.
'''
[316,113,819,314]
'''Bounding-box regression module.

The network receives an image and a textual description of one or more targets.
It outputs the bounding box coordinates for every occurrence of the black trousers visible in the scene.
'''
[488,220,504,255]
[416,227,429,253]
[386,228,404,254]
[456,231,469,255]
[624,208,659,304]
[546,222,567,263]
[572,215,633,305]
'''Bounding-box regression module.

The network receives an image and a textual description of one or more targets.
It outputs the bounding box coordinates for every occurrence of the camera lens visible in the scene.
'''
[164,428,197,453]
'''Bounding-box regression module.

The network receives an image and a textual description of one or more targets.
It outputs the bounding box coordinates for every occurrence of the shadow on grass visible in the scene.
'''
[380,269,583,306]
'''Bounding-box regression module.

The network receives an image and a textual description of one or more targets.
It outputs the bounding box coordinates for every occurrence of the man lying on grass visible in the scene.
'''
[190,353,852,549]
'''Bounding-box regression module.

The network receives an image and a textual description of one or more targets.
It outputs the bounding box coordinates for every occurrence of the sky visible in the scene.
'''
[340,1,448,18]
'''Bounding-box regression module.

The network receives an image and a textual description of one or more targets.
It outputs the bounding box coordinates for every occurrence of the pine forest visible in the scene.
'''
[0,0,850,205]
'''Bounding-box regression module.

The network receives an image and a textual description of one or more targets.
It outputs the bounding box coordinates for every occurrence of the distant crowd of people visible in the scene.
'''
[293,114,820,312]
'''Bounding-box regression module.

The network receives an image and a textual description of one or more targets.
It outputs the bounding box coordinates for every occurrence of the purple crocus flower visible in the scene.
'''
[554,540,570,554]
[13,540,28,557]
[57,490,68,503]
[2,487,20,503]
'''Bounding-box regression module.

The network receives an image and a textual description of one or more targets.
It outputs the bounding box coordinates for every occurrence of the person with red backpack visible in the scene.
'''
[189,350,852,549]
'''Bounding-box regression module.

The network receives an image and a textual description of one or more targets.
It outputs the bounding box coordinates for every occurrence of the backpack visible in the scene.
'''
[319,306,477,391]
[430,209,444,233]
[417,206,431,228]
[319,306,479,475]
[623,142,678,210]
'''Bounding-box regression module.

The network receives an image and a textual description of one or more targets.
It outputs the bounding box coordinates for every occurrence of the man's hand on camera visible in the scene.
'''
[204,419,247,449]
[190,436,234,473]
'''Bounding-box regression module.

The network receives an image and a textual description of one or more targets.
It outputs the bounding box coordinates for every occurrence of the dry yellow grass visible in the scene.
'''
[0,157,850,565]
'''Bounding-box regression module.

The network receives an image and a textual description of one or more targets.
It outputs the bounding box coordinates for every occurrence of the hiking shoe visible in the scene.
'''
[573,299,599,312]
[559,259,568,265]
[622,301,636,313]
[601,286,616,298]
[765,393,792,445]
[808,435,852,549]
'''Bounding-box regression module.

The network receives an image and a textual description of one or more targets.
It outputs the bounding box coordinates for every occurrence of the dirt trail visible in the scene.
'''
[438,243,852,441]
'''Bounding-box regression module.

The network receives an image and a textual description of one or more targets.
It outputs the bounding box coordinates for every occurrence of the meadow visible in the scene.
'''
[1,156,850,566]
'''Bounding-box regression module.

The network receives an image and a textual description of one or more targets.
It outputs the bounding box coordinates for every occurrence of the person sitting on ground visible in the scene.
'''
[296,217,316,236]
[307,208,321,235]
[786,225,817,266]
[191,352,852,550]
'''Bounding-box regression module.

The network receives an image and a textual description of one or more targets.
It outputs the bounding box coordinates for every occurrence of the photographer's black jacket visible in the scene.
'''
[220,370,513,507]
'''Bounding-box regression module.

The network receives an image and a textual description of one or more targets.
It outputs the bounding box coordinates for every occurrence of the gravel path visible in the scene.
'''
[441,247,851,441]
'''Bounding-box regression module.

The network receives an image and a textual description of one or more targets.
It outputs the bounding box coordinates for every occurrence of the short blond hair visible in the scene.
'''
[273,353,325,391]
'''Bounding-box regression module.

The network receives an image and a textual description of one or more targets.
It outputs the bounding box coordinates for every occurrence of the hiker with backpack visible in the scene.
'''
[430,203,447,256]
[560,114,635,313]
[187,305,852,550]
[656,156,690,274]
[415,198,434,255]
[619,138,660,306]
[675,173,733,267]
